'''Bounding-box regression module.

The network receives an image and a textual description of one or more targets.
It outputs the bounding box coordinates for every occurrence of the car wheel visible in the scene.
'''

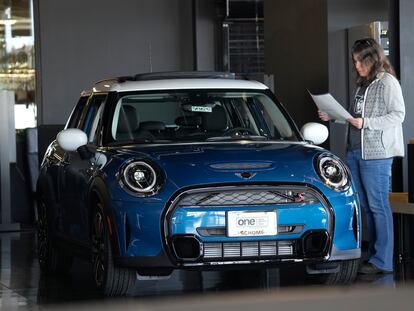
[91,203,136,296]
[37,194,74,274]
[324,259,359,285]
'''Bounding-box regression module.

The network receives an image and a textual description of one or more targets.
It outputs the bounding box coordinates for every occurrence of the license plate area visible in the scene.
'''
[226,210,277,237]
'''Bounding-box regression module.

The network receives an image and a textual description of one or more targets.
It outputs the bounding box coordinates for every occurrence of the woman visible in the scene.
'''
[319,38,405,274]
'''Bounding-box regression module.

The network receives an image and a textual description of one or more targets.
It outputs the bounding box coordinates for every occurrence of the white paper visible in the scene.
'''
[309,91,351,122]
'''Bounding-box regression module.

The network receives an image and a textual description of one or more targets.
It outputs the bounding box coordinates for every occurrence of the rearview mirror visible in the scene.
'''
[300,122,328,145]
[57,128,87,152]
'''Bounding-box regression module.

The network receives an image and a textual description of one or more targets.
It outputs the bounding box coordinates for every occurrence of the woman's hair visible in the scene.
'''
[351,38,396,86]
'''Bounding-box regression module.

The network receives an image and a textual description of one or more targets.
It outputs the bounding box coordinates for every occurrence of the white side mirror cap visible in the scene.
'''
[57,128,87,152]
[301,122,329,145]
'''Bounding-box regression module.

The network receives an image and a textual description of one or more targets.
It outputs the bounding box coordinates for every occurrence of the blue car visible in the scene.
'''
[37,72,361,296]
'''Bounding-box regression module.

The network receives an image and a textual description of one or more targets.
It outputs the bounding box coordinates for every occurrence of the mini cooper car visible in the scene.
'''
[37,71,361,296]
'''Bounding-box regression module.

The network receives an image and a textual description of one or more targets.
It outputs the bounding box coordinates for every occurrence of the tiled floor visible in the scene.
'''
[1,231,414,310]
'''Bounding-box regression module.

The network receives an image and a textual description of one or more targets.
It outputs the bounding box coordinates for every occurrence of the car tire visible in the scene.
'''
[91,203,136,296]
[324,259,359,285]
[37,194,74,274]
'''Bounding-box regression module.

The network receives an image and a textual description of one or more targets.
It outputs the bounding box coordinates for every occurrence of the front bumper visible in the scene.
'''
[113,184,360,269]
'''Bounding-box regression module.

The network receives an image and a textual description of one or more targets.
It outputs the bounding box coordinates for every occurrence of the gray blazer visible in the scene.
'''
[360,72,405,159]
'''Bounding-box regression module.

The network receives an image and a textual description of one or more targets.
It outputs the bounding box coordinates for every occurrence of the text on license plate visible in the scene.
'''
[227,211,277,237]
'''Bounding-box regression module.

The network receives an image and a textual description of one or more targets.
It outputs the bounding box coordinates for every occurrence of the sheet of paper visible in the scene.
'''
[309,91,351,121]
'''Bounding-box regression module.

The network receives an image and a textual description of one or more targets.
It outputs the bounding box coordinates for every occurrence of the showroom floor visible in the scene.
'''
[1,231,414,310]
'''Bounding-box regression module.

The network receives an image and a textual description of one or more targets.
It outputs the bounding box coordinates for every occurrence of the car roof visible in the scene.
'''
[81,71,268,96]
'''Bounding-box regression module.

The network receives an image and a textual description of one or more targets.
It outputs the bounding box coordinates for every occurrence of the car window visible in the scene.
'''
[254,95,294,138]
[80,95,107,144]
[108,90,299,144]
[65,96,88,129]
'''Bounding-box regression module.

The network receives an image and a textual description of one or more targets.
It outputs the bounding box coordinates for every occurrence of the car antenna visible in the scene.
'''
[148,42,153,73]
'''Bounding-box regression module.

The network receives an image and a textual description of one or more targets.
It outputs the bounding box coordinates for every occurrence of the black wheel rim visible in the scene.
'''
[91,208,106,288]
[37,197,49,267]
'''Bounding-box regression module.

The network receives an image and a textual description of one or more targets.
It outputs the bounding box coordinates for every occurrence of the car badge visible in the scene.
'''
[235,172,256,179]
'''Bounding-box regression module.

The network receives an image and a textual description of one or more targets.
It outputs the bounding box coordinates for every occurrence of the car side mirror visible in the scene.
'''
[57,128,87,152]
[300,122,329,145]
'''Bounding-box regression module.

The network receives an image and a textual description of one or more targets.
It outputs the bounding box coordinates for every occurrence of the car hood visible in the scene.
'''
[108,142,326,189]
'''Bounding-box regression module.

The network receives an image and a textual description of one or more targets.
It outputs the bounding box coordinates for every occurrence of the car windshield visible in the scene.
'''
[108,89,299,144]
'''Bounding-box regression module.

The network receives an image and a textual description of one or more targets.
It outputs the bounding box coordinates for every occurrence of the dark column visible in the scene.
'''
[388,0,403,192]
[399,0,414,192]
[264,0,329,136]
[408,141,414,202]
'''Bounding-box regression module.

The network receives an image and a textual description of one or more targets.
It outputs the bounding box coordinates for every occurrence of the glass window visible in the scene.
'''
[81,95,106,144]
[65,96,88,129]
[0,0,35,129]
[107,90,299,145]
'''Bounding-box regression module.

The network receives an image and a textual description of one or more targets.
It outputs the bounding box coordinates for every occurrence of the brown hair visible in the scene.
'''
[351,38,396,87]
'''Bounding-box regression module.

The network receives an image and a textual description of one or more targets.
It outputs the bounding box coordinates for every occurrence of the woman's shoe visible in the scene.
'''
[358,263,393,275]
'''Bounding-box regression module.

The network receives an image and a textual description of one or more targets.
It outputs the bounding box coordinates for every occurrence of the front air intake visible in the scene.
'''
[172,235,201,260]
[203,240,295,260]
[302,230,329,257]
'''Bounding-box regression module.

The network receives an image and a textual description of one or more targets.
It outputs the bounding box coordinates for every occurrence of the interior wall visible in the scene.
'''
[327,0,413,191]
[264,0,329,134]
[327,0,388,159]
[194,0,218,71]
[34,0,195,126]
[328,0,388,32]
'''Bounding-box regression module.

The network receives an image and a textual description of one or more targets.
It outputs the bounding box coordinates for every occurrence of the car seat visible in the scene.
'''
[136,121,165,140]
[174,115,202,139]
[201,105,228,135]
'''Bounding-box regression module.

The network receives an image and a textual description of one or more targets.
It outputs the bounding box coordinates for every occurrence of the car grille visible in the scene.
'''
[176,186,319,207]
[203,240,295,260]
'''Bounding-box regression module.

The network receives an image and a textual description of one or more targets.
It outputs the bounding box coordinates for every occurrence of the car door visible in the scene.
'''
[45,96,88,235]
[60,94,107,244]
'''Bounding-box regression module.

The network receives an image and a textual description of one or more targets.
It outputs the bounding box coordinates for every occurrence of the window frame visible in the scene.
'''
[64,96,89,130]
[78,93,108,146]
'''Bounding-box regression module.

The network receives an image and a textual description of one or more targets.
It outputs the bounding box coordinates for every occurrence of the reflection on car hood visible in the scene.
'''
[109,142,325,189]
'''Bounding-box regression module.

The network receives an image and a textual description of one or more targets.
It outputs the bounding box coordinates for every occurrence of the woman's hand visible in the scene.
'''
[347,117,363,129]
[318,110,331,122]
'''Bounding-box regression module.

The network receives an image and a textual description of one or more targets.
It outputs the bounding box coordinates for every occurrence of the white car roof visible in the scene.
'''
[81,78,268,96]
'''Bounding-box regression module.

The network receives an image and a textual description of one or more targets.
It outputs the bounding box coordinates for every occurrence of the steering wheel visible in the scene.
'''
[222,127,256,136]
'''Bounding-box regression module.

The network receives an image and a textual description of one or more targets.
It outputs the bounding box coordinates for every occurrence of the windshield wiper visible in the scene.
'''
[206,135,270,142]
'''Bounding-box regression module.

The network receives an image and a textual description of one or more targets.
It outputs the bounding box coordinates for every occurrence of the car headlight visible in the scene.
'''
[120,160,163,196]
[315,153,349,191]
